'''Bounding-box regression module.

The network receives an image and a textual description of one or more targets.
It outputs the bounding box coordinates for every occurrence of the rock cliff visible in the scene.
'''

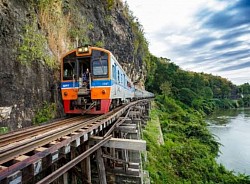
[0,0,148,131]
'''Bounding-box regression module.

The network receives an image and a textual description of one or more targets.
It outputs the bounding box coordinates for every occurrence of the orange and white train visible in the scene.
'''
[61,45,154,114]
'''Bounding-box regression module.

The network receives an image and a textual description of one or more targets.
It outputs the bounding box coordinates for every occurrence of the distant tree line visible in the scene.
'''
[145,54,250,115]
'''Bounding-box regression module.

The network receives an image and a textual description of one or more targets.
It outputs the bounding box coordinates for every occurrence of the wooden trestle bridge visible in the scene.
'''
[0,99,151,184]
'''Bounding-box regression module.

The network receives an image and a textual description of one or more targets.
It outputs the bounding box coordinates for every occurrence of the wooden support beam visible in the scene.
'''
[115,174,142,183]
[70,148,77,184]
[60,143,70,155]
[32,159,42,176]
[107,167,140,176]
[81,145,91,183]
[70,133,80,147]
[102,154,140,169]
[132,119,141,124]
[90,137,146,151]
[115,125,137,133]
[63,172,68,184]
[51,150,59,163]
[124,119,132,124]
[96,148,107,184]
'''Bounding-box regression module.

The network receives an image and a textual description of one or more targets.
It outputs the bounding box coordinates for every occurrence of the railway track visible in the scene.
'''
[0,104,127,165]
[0,116,89,147]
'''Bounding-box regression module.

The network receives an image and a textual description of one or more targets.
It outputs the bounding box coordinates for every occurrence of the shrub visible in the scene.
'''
[32,102,56,125]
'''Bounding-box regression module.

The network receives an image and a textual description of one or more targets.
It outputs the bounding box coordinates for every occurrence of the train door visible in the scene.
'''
[77,57,91,95]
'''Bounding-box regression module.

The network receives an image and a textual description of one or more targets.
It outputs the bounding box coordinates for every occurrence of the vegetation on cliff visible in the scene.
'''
[143,55,250,183]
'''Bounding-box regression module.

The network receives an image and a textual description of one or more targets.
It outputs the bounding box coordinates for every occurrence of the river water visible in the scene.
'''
[206,108,250,175]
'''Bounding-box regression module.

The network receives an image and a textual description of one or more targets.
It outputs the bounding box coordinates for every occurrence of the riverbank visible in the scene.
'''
[143,98,250,183]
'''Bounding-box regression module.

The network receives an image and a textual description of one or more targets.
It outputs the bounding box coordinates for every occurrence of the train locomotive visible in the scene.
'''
[60,45,154,114]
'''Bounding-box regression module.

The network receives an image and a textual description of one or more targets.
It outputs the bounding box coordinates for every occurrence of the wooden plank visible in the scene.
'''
[49,141,60,146]
[34,147,47,153]
[61,136,71,140]
[13,155,29,163]
[0,165,7,171]
[90,137,146,151]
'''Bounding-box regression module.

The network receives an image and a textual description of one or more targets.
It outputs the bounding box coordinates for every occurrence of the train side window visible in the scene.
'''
[120,73,122,84]
[112,65,116,81]
[123,74,125,86]
[118,70,120,83]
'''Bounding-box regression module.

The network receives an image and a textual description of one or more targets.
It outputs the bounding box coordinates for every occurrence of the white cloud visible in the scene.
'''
[125,0,250,85]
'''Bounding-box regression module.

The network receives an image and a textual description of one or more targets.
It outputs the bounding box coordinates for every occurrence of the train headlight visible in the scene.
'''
[102,90,106,94]
[84,47,89,52]
[77,46,89,54]
[64,92,68,96]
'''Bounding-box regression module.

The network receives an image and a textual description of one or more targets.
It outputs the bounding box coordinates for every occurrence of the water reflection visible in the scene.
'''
[207,108,250,175]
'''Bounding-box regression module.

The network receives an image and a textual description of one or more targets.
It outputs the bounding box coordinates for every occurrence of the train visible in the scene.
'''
[60,45,154,114]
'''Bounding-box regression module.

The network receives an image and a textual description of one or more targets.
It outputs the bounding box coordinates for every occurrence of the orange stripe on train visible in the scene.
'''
[61,89,78,100]
[91,87,111,99]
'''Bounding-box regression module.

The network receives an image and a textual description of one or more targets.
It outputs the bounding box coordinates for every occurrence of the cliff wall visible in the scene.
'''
[0,0,148,131]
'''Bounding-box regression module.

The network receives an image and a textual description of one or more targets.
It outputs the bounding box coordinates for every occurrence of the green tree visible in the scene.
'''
[178,88,197,106]
[160,81,172,96]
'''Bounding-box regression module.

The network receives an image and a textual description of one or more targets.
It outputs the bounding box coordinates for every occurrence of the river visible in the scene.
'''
[206,108,250,175]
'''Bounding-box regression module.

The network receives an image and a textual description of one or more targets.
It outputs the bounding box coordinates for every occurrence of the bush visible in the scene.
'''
[0,127,9,134]
[32,102,56,125]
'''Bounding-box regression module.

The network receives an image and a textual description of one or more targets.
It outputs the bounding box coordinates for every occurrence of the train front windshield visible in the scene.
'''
[62,49,109,82]
[91,50,108,78]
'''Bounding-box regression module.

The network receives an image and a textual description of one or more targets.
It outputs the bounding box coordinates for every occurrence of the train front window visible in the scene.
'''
[92,59,108,76]
[91,50,108,78]
[63,59,76,80]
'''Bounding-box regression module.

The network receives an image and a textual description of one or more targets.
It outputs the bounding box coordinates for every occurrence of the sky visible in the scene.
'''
[125,0,250,85]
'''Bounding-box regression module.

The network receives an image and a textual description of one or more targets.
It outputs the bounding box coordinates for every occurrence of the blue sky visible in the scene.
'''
[125,0,250,85]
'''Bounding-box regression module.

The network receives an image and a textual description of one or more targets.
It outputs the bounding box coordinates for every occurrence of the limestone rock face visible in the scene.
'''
[0,0,147,130]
